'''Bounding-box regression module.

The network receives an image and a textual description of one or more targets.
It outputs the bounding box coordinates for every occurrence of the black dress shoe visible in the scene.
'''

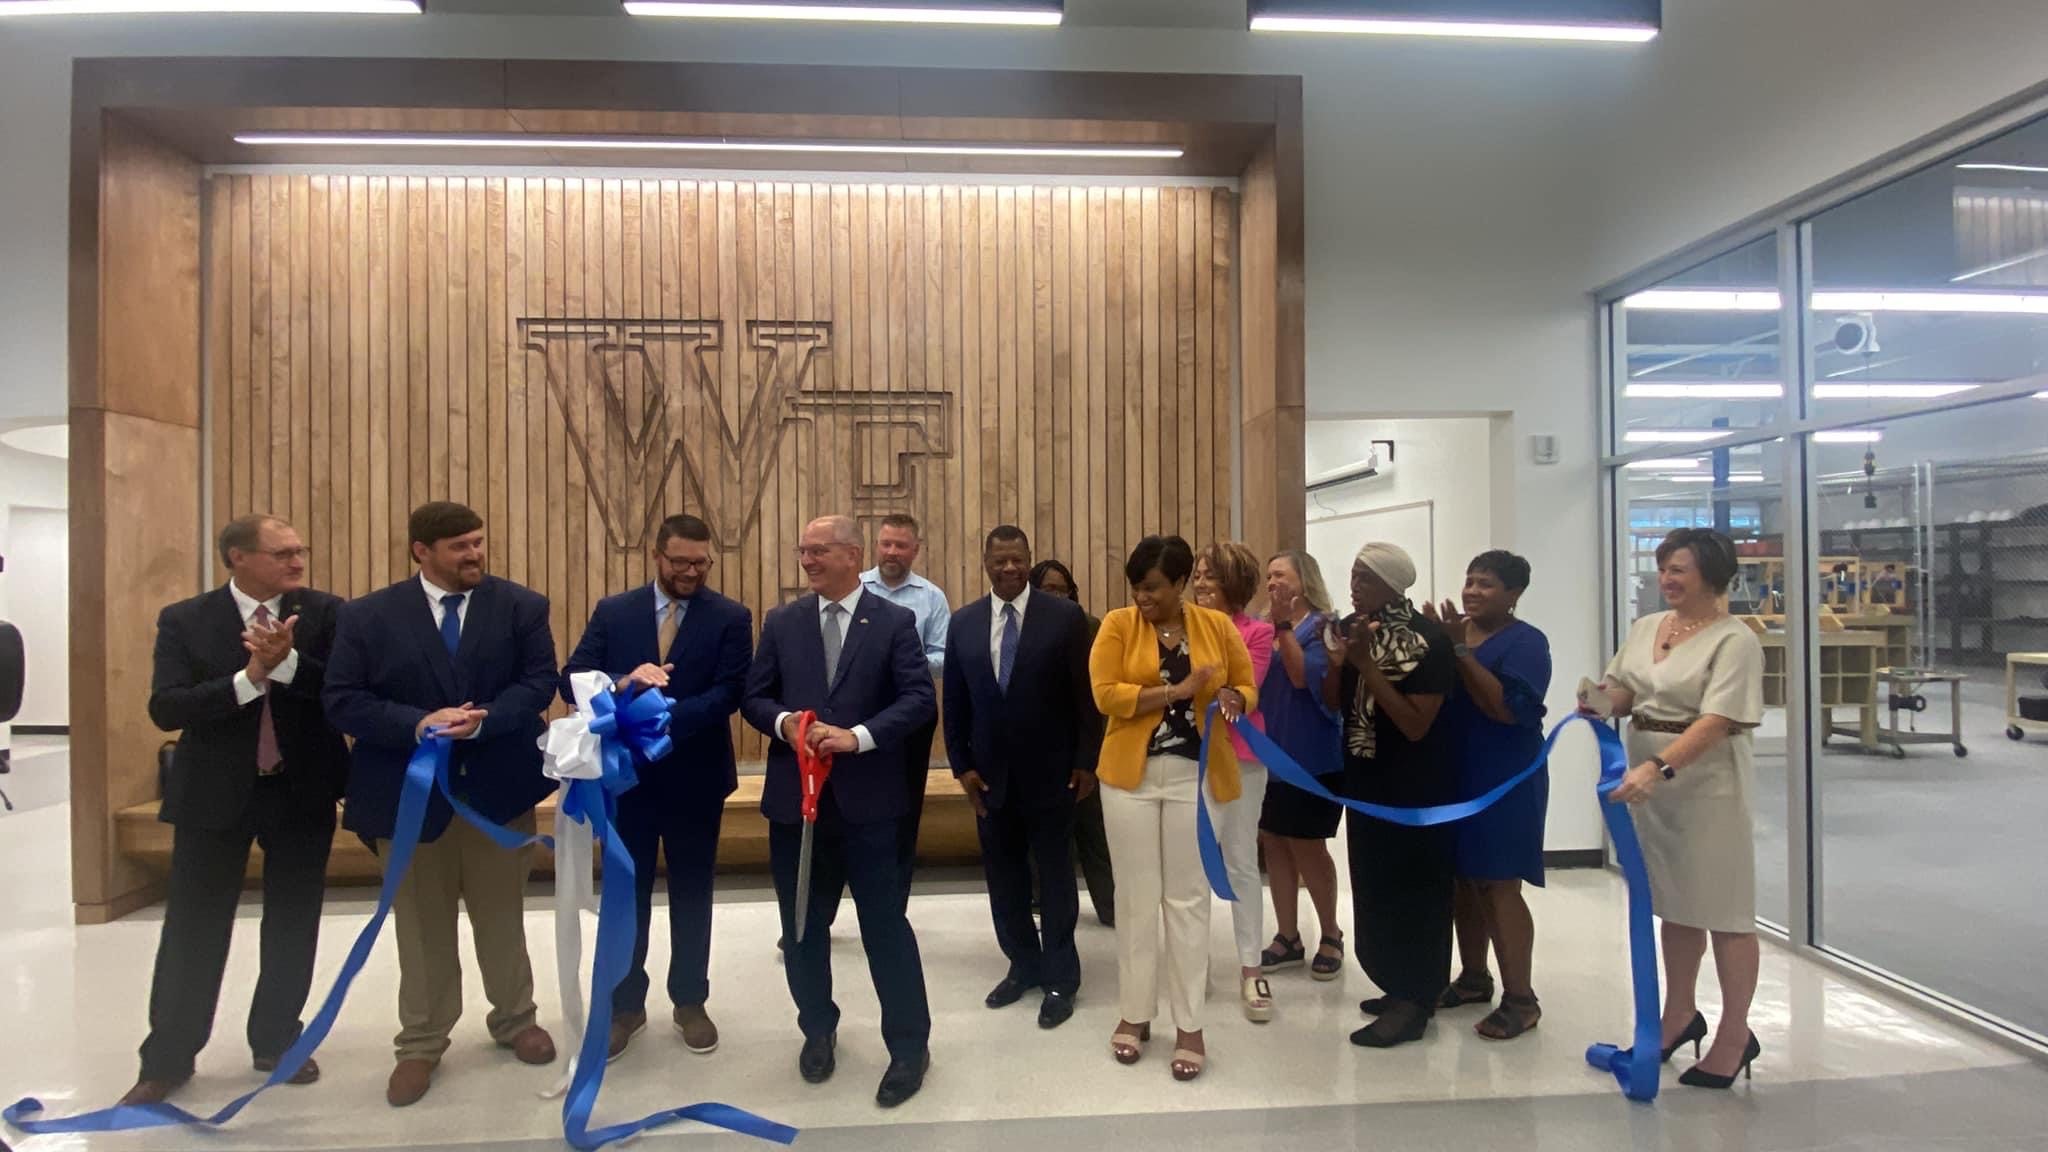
[875,1050,929,1108]
[1038,990,1075,1029]
[985,976,1035,1009]
[799,1032,836,1084]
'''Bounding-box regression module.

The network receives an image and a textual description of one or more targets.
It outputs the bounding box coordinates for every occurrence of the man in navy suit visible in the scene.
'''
[563,513,751,1061]
[324,501,559,1108]
[742,514,935,1108]
[943,526,1101,1031]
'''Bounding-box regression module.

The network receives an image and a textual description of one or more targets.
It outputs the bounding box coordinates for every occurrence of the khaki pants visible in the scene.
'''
[1101,756,1210,1033]
[377,810,540,1063]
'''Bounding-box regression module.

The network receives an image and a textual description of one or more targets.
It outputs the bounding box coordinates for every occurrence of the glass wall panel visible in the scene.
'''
[1809,396,2048,1037]
[1615,444,1790,929]
[1613,235,1783,448]
[1807,116,2048,419]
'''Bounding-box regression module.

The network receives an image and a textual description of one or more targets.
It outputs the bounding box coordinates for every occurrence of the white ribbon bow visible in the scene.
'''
[535,669,614,1097]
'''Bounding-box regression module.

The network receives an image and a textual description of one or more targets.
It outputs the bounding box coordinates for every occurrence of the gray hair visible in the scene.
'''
[809,515,861,546]
[217,514,285,566]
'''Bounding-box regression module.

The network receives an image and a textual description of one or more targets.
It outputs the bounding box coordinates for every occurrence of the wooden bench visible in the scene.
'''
[115,768,983,886]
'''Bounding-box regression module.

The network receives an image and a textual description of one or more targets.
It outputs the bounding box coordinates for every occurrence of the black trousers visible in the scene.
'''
[138,781,334,1082]
[612,788,725,1015]
[770,802,932,1062]
[978,797,1081,994]
[895,718,937,901]
[1070,786,1116,924]
[1346,810,1453,1012]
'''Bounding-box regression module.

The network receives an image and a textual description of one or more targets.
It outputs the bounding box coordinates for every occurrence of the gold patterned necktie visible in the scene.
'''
[658,599,681,663]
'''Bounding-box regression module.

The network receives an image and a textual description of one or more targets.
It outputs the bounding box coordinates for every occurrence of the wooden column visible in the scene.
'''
[70,113,204,923]
[1238,82,1307,562]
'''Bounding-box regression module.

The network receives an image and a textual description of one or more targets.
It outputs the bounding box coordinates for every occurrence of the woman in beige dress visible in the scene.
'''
[1598,528,1765,1090]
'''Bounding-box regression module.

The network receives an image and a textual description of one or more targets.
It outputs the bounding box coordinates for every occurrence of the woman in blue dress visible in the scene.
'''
[1423,550,1552,1041]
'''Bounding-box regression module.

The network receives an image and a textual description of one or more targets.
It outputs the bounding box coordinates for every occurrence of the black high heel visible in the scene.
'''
[1661,1012,1708,1064]
[1678,1032,1762,1090]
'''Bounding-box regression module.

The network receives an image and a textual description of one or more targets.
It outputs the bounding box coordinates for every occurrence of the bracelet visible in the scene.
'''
[1650,755,1675,780]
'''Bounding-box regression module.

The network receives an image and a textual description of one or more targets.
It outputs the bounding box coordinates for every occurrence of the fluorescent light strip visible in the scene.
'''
[1624,287,2048,315]
[234,133,1181,159]
[1957,162,2048,175]
[1810,382,1978,399]
[1624,458,1703,470]
[1670,473,1766,484]
[1623,430,1734,444]
[1248,14,1655,42]
[1625,382,1785,399]
[1812,430,1883,443]
[0,0,416,10]
[621,2,1060,24]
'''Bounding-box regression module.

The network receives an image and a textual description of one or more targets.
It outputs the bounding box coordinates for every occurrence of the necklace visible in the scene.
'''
[1660,613,1715,652]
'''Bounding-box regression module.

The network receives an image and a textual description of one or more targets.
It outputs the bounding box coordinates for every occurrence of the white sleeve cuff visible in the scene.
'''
[852,724,876,754]
[267,648,300,686]
[775,711,795,744]
[232,669,264,706]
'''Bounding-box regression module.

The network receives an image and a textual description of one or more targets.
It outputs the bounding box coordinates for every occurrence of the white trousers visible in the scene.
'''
[1205,759,1269,969]
[1102,755,1209,1032]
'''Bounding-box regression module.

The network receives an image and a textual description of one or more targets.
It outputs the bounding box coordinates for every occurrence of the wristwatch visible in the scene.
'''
[1453,642,1472,659]
[1650,755,1675,780]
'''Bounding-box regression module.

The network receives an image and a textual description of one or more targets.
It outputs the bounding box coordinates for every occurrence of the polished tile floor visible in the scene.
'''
[2,752,2042,1151]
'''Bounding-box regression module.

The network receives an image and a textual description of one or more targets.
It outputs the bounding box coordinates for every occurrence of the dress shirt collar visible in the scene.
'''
[227,580,283,624]
[861,566,933,594]
[991,583,1031,618]
[419,571,466,605]
[820,585,864,618]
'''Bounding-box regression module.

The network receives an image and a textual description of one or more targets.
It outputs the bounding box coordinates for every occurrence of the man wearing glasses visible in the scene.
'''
[123,515,350,1106]
[562,514,753,1061]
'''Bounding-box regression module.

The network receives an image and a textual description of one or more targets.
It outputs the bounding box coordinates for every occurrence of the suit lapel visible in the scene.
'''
[963,599,999,696]
[208,585,250,674]
[666,588,705,666]
[452,578,494,696]
[829,591,877,695]
[792,594,830,700]
[407,576,461,701]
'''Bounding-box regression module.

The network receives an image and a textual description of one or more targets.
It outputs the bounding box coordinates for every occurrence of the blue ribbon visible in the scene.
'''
[8,689,799,1143]
[1198,704,1661,1102]
[555,685,796,1149]
[5,736,451,1136]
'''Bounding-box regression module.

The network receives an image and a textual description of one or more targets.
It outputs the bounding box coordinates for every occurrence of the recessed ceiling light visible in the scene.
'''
[1248,14,1655,42]
[233,132,1181,159]
[1623,458,1704,470]
[1811,383,1979,399]
[620,2,1060,25]
[0,0,416,12]
[1812,430,1883,443]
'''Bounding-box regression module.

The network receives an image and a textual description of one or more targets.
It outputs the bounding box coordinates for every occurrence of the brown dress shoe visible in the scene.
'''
[386,1059,434,1108]
[117,1078,186,1107]
[253,1055,322,1085]
[502,1025,557,1066]
[673,1005,719,1055]
[607,1012,647,1062]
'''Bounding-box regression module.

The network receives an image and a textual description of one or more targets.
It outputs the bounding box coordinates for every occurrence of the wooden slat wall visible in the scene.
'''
[207,175,1237,757]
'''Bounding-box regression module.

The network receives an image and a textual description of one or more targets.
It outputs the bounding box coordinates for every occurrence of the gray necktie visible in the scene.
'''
[822,602,845,683]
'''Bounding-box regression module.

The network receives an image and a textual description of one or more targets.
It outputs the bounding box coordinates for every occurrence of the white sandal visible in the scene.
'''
[1242,975,1275,1023]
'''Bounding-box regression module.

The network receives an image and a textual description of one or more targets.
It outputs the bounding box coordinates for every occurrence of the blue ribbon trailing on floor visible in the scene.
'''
[6,691,797,1146]
[1198,705,1662,1102]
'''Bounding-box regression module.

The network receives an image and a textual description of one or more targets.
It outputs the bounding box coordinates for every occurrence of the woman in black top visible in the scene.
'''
[1326,541,1459,1048]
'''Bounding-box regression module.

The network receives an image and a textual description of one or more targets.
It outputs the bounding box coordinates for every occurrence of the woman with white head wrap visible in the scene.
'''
[1323,541,1460,1049]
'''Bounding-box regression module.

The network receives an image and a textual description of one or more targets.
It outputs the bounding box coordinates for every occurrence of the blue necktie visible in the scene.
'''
[997,603,1019,693]
[440,593,464,657]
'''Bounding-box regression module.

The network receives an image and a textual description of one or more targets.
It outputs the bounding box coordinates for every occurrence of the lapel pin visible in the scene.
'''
[858,618,869,625]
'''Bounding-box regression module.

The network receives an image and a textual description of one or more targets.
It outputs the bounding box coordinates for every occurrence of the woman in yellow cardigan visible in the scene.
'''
[1091,535,1258,1083]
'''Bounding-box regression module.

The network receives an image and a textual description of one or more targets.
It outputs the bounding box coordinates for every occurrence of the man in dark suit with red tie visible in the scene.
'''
[742,514,936,1108]
[123,514,349,1106]
[563,513,752,1060]
[324,501,560,1108]
[943,526,1101,1030]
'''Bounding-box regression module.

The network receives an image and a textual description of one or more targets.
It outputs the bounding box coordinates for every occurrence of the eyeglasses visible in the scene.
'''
[794,544,854,560]
[258,547,313,562]
[661,555,715,572]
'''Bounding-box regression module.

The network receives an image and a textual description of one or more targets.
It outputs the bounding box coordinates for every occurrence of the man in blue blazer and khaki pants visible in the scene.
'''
[563,513,752,1061]
[324,501,560,1108]
[743,514,936,1108]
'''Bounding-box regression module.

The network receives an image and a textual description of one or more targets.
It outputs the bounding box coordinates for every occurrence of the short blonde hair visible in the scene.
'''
[1267,549,1334,617]
[1199,540,1263,613]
